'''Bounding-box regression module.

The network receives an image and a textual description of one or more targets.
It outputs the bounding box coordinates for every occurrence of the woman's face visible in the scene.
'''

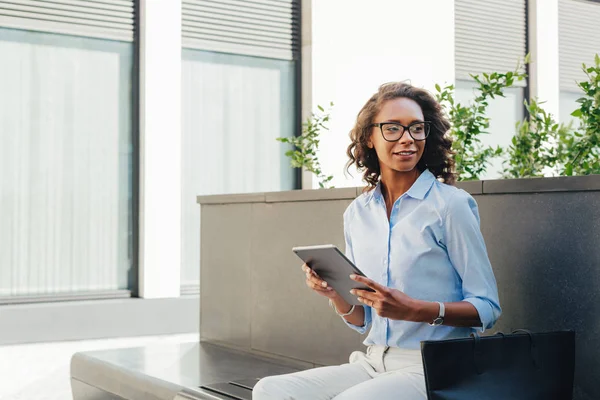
[369,97,426,175]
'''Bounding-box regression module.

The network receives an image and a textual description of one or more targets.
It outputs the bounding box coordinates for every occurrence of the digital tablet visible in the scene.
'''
[292,244,374,306]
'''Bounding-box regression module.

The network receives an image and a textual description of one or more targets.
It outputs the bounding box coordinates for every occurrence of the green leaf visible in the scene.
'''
[565,164,573,176]
[435,83,441,92]
[571,109,583,117]
[281,101,334,187]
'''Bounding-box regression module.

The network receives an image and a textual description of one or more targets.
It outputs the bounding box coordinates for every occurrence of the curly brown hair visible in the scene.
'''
[346,82,456,189]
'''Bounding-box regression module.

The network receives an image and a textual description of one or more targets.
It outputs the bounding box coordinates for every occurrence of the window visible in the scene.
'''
[455,0,527,179]
[180,50,297,287]
[0,28,134,296]
[558,0,600,125]
[180,1,299,288]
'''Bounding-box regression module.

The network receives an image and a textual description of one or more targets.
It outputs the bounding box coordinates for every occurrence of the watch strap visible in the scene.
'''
[429,301,445,326]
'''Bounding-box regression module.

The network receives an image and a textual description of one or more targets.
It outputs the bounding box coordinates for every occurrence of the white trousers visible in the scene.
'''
[252,346,427,400]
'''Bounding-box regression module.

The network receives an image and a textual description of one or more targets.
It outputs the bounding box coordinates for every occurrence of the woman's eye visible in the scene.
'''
[410,124,425,133]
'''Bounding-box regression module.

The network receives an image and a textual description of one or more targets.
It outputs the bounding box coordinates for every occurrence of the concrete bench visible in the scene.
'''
[70,341,306,400]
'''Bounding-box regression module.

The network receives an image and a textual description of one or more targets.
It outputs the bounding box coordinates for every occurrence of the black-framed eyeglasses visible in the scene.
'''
[370,121,431,142]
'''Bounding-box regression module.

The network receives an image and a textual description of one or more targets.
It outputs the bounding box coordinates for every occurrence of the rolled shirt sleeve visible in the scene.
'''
[444,190,502,331]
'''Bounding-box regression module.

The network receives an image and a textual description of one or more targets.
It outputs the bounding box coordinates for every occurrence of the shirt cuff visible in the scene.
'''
[463,297,496,333]
[342,305,371,334]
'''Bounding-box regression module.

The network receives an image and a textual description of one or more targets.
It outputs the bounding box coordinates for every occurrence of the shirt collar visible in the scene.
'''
[364,169,436,205]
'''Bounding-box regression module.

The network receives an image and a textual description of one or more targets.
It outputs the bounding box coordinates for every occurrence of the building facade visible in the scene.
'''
[0,0,598,342]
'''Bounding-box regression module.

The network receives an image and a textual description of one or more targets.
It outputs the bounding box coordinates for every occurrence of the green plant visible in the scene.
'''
[277,103,334,188]
[435,58,528,181]
[502,54,600,178]
[502,99,571,178]
[564,54,600,176]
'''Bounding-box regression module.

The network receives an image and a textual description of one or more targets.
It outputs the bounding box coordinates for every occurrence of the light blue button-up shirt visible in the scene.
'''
[343,169,501,349]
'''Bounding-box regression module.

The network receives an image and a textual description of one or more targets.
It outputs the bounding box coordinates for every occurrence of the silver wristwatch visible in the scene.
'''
[429,301,445,326]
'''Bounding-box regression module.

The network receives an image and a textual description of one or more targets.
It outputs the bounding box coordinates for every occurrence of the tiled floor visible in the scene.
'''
[0,333,199,400]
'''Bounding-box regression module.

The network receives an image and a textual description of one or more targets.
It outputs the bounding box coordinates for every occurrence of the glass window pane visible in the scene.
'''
[181,49,297,287]
[0,28,134,296]
[559,91,583,128]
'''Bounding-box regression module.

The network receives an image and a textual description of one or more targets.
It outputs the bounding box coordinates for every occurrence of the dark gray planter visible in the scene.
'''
[197,174,600,400]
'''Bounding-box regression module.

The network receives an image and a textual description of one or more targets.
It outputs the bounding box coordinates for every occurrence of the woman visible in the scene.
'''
[253,82,501,400]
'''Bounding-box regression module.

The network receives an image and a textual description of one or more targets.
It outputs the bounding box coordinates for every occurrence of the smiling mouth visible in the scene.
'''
[393,151,417,156]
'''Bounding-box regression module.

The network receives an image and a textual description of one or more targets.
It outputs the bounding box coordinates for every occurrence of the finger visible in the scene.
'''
[357,296,377,308]
[349,274,387,293]
[306,279,332,291]
[305,273,330,289]
[307,273,329,289]
[301,264,321,278]
[311,281,330,290]
[351,289,378,302]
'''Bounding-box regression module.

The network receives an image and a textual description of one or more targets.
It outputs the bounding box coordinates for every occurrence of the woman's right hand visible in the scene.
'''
[302,263,339,299]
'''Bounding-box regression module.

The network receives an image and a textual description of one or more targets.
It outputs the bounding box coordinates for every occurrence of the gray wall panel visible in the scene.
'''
[475,192,600,400]
[250,200,364,366]
[200,204,253,348]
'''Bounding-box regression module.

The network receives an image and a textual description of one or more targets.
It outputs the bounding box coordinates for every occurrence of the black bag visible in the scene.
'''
[420,330,576,400]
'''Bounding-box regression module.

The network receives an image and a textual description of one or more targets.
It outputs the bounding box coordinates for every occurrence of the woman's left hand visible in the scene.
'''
[349,274,421,322]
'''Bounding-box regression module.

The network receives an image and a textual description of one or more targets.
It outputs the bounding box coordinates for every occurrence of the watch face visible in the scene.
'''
[432,317,443,326]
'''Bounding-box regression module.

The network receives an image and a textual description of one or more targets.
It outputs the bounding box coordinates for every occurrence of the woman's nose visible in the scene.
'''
[399,131,414,145]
